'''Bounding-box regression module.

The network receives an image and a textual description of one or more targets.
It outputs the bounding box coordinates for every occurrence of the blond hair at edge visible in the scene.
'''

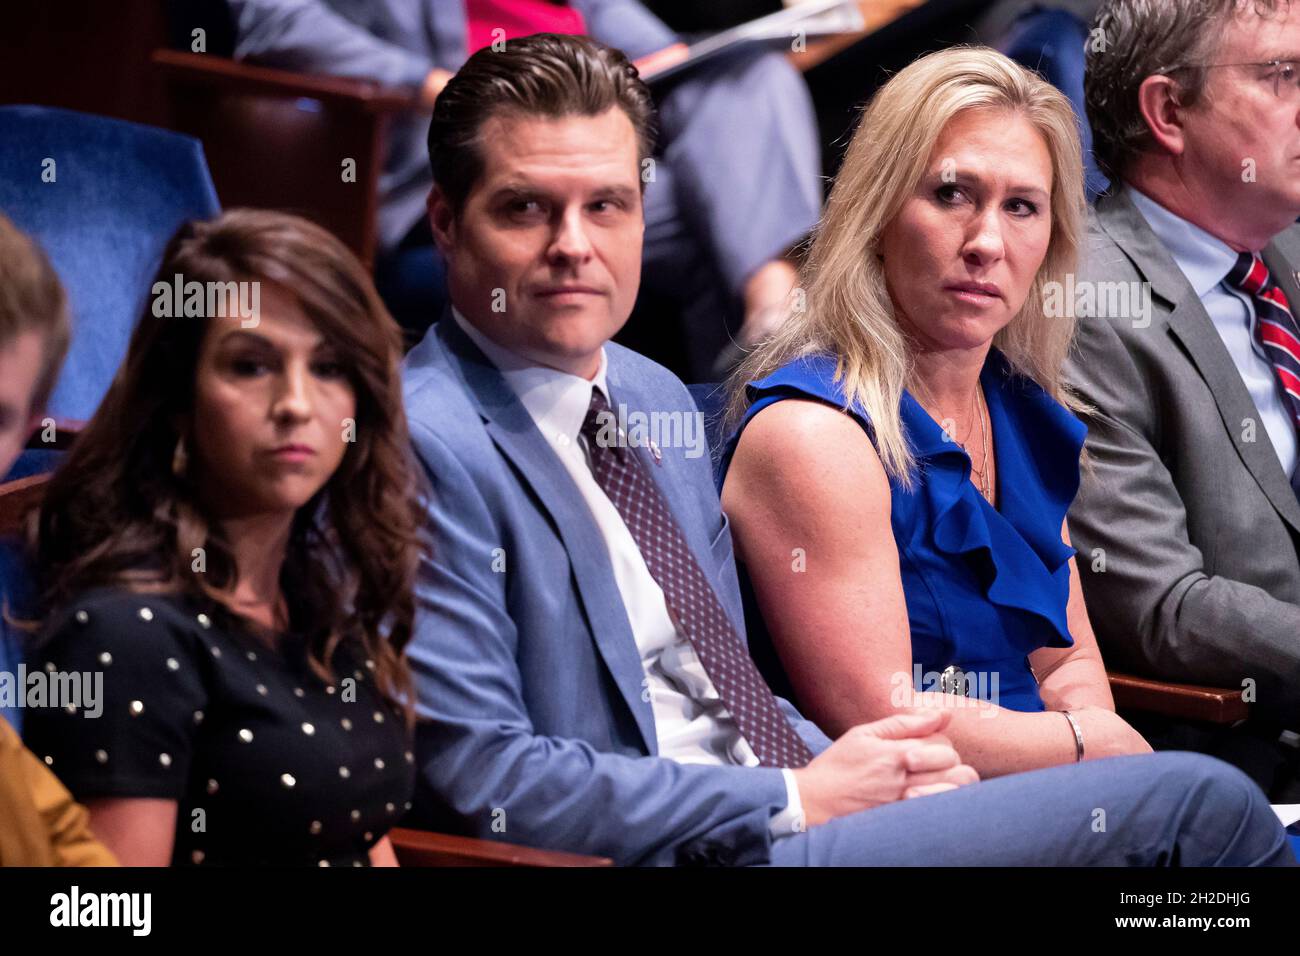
[724,46,1087,489]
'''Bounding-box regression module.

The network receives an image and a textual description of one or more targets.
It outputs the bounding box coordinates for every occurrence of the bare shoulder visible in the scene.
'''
[725,398,891,516]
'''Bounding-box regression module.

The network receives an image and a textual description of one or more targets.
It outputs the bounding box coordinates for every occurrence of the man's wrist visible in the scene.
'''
[770,768,807,837]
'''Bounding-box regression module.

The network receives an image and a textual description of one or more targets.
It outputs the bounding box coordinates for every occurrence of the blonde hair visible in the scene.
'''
[725,46,1087,487]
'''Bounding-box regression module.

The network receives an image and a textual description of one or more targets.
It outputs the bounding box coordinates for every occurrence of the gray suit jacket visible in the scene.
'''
[1065,183,1300,725]
[400,316,832,866]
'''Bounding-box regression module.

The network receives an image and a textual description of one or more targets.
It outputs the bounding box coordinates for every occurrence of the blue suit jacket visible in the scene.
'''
[401,317,831,866]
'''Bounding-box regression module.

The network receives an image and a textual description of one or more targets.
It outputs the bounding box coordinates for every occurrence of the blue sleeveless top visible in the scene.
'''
[719,349,1087,713]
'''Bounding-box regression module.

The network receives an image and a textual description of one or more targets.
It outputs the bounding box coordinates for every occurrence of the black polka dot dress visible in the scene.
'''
[23,588,414,866]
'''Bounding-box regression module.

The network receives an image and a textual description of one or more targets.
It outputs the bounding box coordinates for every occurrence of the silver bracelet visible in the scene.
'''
[1060,710,1085,762]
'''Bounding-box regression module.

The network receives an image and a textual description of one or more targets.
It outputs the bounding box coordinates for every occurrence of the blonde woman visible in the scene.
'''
[719,46,1151,778]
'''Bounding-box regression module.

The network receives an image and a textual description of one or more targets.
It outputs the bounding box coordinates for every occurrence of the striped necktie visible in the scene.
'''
[1226,250,1300,494]
[579,387,813,769]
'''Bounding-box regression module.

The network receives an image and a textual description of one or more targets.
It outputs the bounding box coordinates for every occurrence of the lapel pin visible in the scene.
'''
[650,440,662,465]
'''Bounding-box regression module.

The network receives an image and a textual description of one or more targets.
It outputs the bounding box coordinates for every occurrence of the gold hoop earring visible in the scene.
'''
[172,434,189,477]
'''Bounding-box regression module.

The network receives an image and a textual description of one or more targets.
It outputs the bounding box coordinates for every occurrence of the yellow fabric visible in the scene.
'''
[0,716,117,866]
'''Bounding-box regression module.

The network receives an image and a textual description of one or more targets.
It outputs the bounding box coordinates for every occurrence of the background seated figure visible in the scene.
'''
[0,211,115,866]
[1065,0,1300,800]
[225,0,821,376]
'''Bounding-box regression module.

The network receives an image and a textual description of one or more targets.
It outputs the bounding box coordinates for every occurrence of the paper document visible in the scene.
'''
[638,0,866,83]
[1271,804,1300,827]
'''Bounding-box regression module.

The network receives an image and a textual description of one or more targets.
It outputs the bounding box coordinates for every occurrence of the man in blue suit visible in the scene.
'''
[401,33,1294,866]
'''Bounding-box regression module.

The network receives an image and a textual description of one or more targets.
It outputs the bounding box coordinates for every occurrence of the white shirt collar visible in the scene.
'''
[450,305,611,444]
[1127,186,1247,298]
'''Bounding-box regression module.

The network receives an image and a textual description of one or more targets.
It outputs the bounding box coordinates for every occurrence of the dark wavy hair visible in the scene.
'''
[31,209,425,719]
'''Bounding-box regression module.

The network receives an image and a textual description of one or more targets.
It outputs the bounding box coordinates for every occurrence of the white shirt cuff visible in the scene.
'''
[769,768,806,839]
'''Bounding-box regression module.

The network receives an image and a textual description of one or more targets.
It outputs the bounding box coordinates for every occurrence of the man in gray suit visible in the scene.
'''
[1066,0,1300,797]
[223,0,820,375]
[399,32,1292,866]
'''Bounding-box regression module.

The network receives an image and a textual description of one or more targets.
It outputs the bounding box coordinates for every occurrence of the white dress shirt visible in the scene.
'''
[450,308,804,837]
[1129,187,1299,477]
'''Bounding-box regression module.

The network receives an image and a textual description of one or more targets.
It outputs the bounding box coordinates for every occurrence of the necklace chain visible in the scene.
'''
[957,385,992,504]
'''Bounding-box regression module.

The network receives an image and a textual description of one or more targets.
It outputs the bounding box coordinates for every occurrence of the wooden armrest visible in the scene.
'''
[1108,671,1249,725]
[0,472,51,539]
[388,827,613,867]
[26,417,83,451]
[151,49,418,113]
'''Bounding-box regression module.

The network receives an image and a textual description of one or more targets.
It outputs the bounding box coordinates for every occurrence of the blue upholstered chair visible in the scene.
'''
[0,106,220,711]
[0,105,220,434]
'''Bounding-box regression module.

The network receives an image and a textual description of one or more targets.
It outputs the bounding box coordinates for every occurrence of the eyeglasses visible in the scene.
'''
[1161,59,1300,100]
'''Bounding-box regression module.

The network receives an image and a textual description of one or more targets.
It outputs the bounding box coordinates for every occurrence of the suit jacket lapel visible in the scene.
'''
[1096,188,1300,534]
[438,318,659,754]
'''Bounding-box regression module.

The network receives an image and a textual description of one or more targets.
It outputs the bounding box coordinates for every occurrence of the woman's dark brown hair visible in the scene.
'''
[32,209,425,717]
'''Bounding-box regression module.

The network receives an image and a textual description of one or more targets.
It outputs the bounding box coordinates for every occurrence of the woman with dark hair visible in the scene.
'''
[23,209,426,867]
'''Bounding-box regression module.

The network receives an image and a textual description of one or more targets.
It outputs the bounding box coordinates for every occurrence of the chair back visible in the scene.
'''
[0,105,220,423]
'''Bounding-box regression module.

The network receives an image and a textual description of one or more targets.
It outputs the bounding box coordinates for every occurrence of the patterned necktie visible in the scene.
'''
[579,387,813,769]
[1226,250,1300,495]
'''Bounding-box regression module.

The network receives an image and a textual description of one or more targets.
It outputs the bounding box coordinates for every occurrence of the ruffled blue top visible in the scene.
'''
[719,349,1087,713]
